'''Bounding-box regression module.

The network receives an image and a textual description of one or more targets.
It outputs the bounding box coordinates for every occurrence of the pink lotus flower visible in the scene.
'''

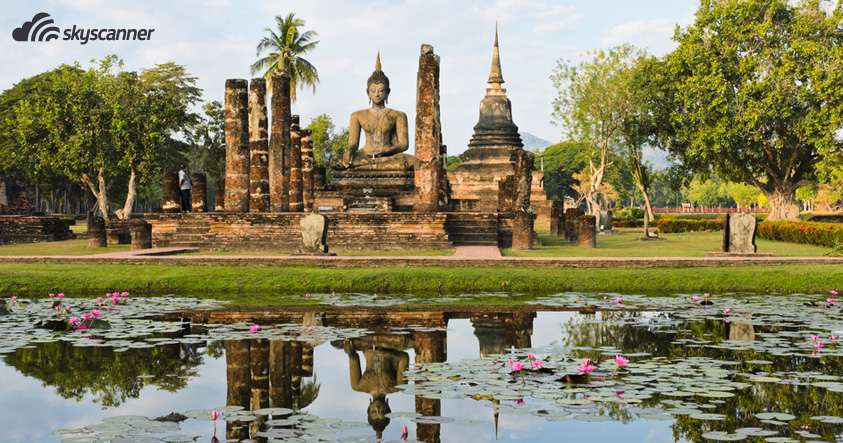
[121,292,129,297]
[307,327,314,332]
[304,293,310,299]
[582,357,591,366]
[816,341,824,349]
[831,290,839,296]
[615,355,629,367]
[577,362,596,375]
[97,297,103,302]
[83,313,92,321]
[112,296,119,303]
[401,425,408,439]
[723,308,730,314]
[49,293,54,298]
[69,316,79,323]
[78,325,87,329]
[827,298,837,304]
[211,410,220,420]
[58,293,64,298]
[11,296,16,302]
[613,297,623,304]
[704,293,709,299]
[811,335,819,343]
[509,359,525,372]
[533,360,545,369]
[724,319,730,323]
[513,399,524,405]
[91,310,101,317]
[830,335,837,341]
[692,296,700,302]
[527,353,535,360]
[801,425,809,430]
[250,324,259,333]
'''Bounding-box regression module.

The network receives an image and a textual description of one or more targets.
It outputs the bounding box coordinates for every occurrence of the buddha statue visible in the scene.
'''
[330,54,418,171]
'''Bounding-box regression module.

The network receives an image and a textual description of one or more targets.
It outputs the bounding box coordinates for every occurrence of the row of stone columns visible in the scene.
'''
[162,74,315,214]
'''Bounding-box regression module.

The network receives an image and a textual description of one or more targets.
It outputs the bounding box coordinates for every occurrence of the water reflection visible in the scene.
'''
[4,300,843,442]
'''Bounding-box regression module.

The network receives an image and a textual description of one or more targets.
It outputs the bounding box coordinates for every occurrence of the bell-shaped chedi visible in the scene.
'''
[448,26,526,212]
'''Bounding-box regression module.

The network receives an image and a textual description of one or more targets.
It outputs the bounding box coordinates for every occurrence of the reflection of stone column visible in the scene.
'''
[249,78,270,213]
[471,317,507,358]
[301,129,314,212]
[414,329,446,443]
[414,44,447,213]
[250,338,269,436]
[224,79,250,212]
[269,71,291,212]
[505,312,535,349]
[512,151,534,250]
[214,177,225,212]
[269,340,292,408]
[225,339,250,441]
[191,173,207,212]
[162,171,180,213]
[289,116,304,212]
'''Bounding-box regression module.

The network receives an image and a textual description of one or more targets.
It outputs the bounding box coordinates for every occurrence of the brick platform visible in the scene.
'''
[143,212,452,253]
[0,215,75,244]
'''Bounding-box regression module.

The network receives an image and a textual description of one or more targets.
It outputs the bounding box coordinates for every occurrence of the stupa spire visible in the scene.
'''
[487,23,504,88]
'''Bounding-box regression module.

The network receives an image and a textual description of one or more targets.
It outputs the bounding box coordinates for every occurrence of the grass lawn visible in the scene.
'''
[180,248,455,257]
[0,239,131,256]
[502,231,832,257]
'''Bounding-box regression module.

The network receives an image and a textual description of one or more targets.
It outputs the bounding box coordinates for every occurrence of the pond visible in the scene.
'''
[2,291,843,443]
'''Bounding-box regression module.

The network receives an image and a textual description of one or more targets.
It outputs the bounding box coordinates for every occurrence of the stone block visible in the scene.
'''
[728,213,757,253]
[191,173,207,213]
[576,215,596,248]
[87,212,106,248]
[162,171,180,213]
[298,212,330,255]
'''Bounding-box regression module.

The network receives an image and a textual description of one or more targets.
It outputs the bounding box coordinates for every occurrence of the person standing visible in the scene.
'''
[178,165,192,213]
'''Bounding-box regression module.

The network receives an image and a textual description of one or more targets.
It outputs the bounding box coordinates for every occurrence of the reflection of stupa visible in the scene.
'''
[448,26,525,213]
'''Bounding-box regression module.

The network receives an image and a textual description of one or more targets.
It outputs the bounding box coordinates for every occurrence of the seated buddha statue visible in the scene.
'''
[330,54,418,172]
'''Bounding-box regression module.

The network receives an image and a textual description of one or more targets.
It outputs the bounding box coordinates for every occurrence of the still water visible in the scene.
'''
[2,292,843,442]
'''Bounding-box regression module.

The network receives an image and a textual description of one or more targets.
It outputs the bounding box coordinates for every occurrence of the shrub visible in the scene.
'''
[758,221,843,248]
[612,219,644,228]
[656,219,724,233]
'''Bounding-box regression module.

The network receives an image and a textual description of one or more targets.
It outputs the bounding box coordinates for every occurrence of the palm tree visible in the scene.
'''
[251,13,320,103]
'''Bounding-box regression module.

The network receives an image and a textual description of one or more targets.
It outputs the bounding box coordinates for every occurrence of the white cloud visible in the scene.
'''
[601,18,677,54]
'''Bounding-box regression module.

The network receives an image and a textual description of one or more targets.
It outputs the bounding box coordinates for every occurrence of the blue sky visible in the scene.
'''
[1,0,698,156]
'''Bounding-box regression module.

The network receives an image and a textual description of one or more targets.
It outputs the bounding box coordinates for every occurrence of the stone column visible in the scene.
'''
[269,71,291,212]
[301,129,314,211]
[162,171,180,213]
[576,215,597,248]
[288,115,304,212]
[87,212,106,248]
[130,221,152,251]
[549,201,565,236]
[224,79,250,212]
[414,44,446,213]
[511,150,534,250]
[191,173,207,212]
[565,208,584,242]
[214,177,225,212]
[249,78,270,212]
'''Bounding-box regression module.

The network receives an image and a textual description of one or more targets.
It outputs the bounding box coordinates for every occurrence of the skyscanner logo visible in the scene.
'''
[13,13,155,45]
[13,12,60,41]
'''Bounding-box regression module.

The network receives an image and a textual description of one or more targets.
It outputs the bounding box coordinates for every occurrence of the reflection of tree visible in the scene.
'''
[3,340,203,407]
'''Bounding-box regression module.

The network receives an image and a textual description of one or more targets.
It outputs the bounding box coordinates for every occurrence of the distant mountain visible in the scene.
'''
[521,132,554,152]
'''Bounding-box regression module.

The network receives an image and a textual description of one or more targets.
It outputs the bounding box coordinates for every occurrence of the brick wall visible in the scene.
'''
[0,216,75,244]
[144,212,452,252]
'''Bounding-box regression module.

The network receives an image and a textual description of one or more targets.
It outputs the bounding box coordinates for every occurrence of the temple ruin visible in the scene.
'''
[145,28,563,252]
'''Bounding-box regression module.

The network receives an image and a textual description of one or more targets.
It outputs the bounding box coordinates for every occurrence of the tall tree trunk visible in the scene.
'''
[764,187,801,221]
[637,182,655,222]
[80,168,109,220]
[115,166,138,220]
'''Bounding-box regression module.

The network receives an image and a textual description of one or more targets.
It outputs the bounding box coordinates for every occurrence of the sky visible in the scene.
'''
[1,0,698,157]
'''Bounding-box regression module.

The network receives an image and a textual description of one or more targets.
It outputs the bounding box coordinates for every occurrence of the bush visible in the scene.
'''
[758,221,843,248]
[656,219,724,233]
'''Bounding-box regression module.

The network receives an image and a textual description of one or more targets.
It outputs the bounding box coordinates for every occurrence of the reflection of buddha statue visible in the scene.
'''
[343,337,410,438]
[330,54,418,172]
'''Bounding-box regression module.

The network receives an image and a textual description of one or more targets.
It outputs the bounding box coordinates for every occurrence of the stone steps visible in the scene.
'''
[445,213,499,246]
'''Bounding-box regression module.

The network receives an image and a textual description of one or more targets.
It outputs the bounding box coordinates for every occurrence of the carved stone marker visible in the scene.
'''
[728,213,757,253]
[299,213,331,255]
[87,211,106,248]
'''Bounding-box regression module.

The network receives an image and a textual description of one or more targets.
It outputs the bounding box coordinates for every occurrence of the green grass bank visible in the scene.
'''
[1,263,840,300]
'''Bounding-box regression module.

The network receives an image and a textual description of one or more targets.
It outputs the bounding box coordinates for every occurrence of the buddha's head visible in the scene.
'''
[367,52,390,105]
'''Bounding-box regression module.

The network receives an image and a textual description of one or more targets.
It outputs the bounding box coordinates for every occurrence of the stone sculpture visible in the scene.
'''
[727,213,757,253]
[298,212,331,255]
[330,54,417,172]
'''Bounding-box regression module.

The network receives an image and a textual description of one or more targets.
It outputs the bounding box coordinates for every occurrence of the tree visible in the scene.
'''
[727,182,763,210]
[650,0,843,220]
[540,141,589,201]
[251,13,320,103]
[8,56,201,219]
[551,45,647,217]
[185,101,225,178]
[305,114,347,168]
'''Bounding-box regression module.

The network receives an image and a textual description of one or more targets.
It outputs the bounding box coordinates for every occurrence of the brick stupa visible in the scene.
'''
[448,27,525,212]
